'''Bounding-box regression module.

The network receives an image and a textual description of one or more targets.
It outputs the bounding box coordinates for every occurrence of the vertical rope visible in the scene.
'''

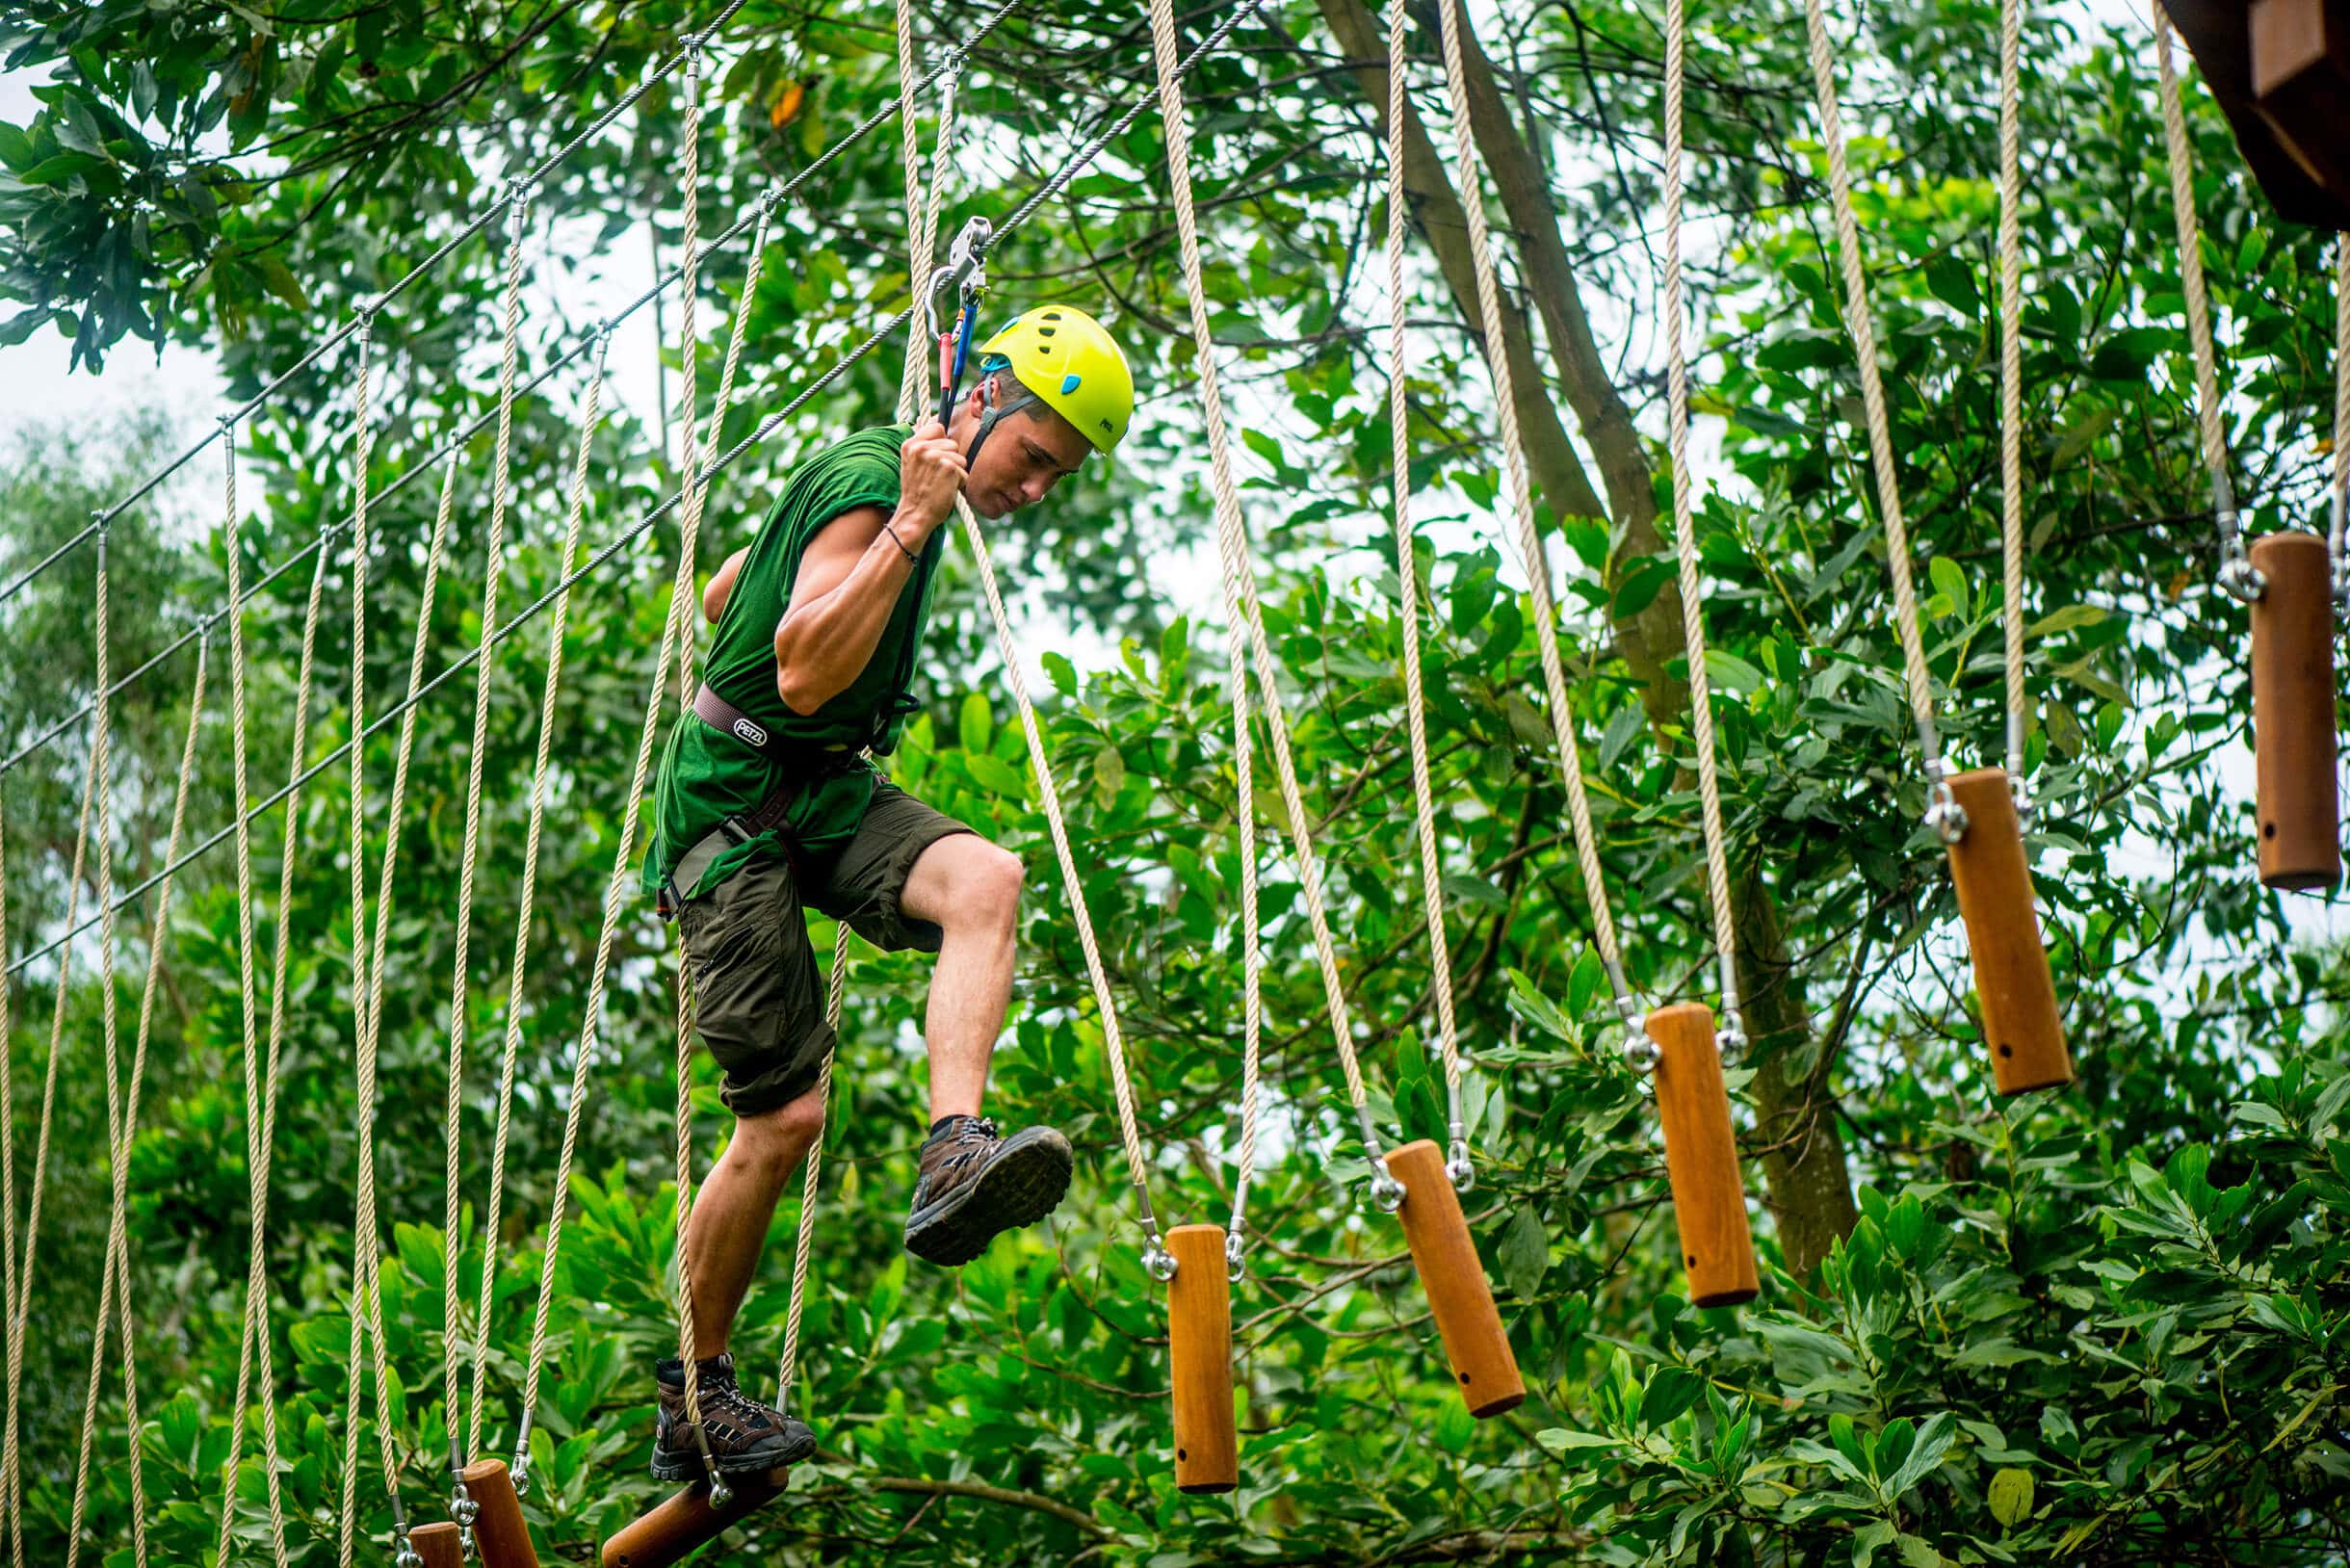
[0,800,16,1568]
[449,195,532,1471]
[774,922,847,1407]
[2330,237,2348,590]
[65,638,207,1568]
[1795,0,1956,801]
[465,339,602,1473]
[1144,0,1389,1201]
[896,0,936,417]
[211,425,294,1568]
[1430,0,1642,1028]
[60,524,126,1568]
[335,311,414,1567]
[1380,0,1463,1164]
[1659,0,1745,1045]
[1999,0,2029,788]
[2152,6,2255,597]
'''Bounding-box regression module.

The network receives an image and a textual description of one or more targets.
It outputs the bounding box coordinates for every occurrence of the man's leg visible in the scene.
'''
[683,1085,825,1360]
[897,831,1025,1121]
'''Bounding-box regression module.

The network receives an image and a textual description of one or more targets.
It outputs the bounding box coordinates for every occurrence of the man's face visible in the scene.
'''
[964,390,1092,519]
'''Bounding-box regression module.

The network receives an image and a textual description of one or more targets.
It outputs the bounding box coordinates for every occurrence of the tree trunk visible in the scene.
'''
[1315,0,1860,1275]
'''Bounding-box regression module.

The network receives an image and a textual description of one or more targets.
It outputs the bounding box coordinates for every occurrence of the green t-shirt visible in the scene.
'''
[644,424,937,902]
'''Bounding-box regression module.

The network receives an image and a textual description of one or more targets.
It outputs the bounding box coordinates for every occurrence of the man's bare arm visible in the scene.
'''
[770,507,922,715]
[703,548,747,623]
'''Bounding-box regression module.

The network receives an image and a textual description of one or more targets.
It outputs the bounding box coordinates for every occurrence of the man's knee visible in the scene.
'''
[730,1088,826,1179]
[956,842,1023,931]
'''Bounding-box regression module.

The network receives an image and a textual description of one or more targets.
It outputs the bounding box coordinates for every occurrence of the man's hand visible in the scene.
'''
[895,418,967,541]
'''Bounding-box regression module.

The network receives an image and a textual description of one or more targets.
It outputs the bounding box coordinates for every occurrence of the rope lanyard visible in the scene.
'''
[1378,0,1470,1183]
[446,194,534,1481]
[1797,0,1966,841]
[774,5,960,1413]
[464,334,613,1492]
[10,697,99,1554]
[65,628,209,1568]
[1429,0,1645,1048]
[210,425,295,1568]
[1658,0,1748,1053]
[331,315,418,1568]
[1999,0,2031,806]
[0,807,16,1568]
[2152,8,2261,603]
[1145,0,1396,1220]
[59,525,147,1568]
[2331,238,2348,593]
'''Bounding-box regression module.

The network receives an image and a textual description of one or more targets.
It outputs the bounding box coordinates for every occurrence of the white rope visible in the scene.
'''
[1999,0,2031,791]
[10,737,96,1540]
[1796,0,1956,809]
[468,337,611,1475]
[60,525,141,1568]
[210,426,294,1568]
[2152,7,2255,598]
[1659,0,1745,1045]
[447,195,533,1469]
[953,493,1167,1256]
[2329,237,2348,589]
[1145,0,1388,1213]
[1430,0,1641,1032]
[65,632,207,1568]
[774,921,848,1407]
[0,799,17,1568]
[1379,0,1464,1167]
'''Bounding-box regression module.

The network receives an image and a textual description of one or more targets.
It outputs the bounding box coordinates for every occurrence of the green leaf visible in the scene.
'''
[1928,555,1968,620]
[1925,252,1980,316]
[1639,1367,1704,1428]
[1535,1427,1621,1453]
[1499,1207,1548,1298]
[1989,1466,2035,1527]
[1041,649,1077,696]
[966,752,1026,796]
[958,691,991,754]
[1703,649,1764,695]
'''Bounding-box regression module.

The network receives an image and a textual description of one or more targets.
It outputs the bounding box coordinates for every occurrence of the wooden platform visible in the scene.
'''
[2160,0,2350,228]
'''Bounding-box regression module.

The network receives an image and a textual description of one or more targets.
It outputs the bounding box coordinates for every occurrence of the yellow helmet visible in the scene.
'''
[979,305,1134,453]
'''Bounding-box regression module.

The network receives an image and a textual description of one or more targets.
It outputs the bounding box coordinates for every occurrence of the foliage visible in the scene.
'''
[1,0,2347,1564]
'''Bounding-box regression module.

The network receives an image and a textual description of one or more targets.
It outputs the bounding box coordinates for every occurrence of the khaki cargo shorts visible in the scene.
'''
[675,783,973,1116]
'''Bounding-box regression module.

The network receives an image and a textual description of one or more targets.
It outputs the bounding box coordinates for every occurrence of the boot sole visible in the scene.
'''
[904,1126,1074,1267]
[650,1424,817,1483]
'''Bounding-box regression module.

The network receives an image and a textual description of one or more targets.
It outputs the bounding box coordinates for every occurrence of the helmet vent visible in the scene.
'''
[1061,373,1082,394]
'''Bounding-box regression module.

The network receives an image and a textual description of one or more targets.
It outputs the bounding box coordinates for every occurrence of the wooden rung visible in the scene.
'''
[2249,532,2341,891]
[2250,0,2350,198]
[1945,770,2075,1095]
[409,1521,463,1568]
[460,1458,539,1568]
[602,1467,792,1568]
[1384,1139,1525,1418]
[1644,1005,1761,1308]
[1166,1223,1238,1495]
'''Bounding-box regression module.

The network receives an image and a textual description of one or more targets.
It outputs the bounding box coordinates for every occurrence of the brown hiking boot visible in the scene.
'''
[902,1115,1074,1267]
[651,1352,815,1481]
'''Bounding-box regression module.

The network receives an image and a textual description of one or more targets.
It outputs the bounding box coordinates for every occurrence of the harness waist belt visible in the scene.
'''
[661,687,863,918]
[693,683,776,752]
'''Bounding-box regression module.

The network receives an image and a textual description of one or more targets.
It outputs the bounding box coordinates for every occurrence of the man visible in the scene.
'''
[639,305,1136,1481]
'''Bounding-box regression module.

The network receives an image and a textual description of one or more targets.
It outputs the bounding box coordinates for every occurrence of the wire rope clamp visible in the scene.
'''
[1943,768,2075,1093]
[1381,1139,1527,1417]
[1642,1003,1762,1308]
[2248,530,2342,890]
[1165,1223,1239,1495]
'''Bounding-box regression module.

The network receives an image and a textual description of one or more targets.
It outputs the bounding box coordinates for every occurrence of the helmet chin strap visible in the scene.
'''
[959,371,1039,481]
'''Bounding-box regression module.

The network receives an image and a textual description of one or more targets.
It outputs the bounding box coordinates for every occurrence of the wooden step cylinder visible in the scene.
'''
[2249,531,2341,891]
[461,1458,538,1568]
[1944,769,2075,1094]
[1645,1004,1761,1308]
[1384,1138,1525,1417]
[408,1521,463,1568]
[602,1467,792,1568]
[1166,1223,1238,1494]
